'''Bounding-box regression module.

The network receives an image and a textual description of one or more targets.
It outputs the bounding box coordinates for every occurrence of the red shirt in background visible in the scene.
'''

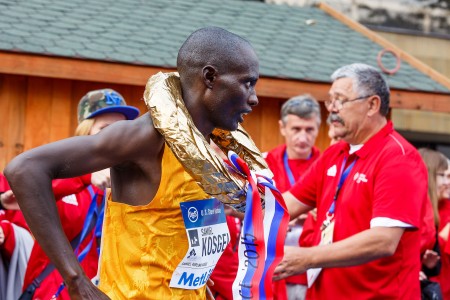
[209,214,241,300]
[265,145,320,194]
[22,175,102,299]
[432,199,450,299]
[265,144,320,296]
[0,173,28,260]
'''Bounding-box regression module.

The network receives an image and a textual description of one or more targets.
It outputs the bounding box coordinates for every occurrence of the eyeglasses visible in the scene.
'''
[324,95,373,110]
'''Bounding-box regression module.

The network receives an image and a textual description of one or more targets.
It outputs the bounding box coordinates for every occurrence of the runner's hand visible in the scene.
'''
[66,275,110,300]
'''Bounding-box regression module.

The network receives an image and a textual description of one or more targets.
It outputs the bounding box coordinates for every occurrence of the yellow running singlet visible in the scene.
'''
[98,144,209,299]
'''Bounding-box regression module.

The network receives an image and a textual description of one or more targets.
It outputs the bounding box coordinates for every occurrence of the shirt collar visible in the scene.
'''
[339,121,394,159]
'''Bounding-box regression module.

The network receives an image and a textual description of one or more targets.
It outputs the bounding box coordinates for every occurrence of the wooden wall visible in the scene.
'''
[0,74,145,170]
[0,73,333,170]
[244,96,331,153]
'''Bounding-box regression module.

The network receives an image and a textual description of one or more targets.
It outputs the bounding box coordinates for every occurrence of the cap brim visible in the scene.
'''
[87,106,140,121]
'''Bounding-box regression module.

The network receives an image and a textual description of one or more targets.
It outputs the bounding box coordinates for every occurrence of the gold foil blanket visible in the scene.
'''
[143,72,272,210]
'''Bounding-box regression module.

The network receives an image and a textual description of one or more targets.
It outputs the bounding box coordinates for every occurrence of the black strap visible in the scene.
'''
[20,213,98,295]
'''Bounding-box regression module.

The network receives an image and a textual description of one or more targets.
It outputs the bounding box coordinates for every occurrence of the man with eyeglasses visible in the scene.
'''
[274,63,427,299]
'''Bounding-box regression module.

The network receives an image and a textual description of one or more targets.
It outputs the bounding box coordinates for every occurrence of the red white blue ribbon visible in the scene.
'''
[229,152,290,299]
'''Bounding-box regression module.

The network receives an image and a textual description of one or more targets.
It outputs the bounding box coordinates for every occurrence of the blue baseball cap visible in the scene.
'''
[77,88,140,123]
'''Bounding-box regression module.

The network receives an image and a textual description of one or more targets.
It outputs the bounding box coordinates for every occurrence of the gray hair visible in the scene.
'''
[280,94,321,126]
[331,63,390,116]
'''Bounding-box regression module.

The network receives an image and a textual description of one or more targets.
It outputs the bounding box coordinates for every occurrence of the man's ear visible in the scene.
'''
[279,120,287,137]
[203,65,218,89]
[367,95,381,117]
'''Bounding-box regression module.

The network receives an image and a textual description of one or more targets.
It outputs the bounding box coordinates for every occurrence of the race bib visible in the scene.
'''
[170,198,230,289]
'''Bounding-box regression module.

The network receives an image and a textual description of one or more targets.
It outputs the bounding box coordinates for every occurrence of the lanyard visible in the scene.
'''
[52,186,106,299]
[283,150,296,186]
[327,156,357,215]
[283,149,312,187]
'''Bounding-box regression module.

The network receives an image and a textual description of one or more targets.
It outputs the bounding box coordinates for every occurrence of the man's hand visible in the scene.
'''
[419,271,427,281]
[0,190,20,210]
[422,249,440,269]
[91,169,111,190]
[273,246,310,280]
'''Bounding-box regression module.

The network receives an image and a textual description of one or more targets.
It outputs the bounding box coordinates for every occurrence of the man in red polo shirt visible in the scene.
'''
[265,94,321,300]
[274,63,426,299]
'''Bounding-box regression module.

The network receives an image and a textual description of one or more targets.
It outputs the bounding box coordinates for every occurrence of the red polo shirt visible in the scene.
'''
[265,145,320,193]
[290,121,425,300]
[265,145,320,291]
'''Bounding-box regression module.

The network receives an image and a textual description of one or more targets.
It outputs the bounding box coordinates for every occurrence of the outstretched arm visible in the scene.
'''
[282,191,313,220]
[5,114,161,299]
[274,226,404,280]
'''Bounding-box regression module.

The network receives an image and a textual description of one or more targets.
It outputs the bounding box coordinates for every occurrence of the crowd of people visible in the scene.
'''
[0,26,449,300]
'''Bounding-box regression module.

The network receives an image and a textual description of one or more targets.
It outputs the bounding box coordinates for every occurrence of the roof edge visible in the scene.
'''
[318,2,450,90]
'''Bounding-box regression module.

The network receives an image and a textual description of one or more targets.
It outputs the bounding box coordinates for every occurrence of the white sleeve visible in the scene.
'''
[370,217,414,228]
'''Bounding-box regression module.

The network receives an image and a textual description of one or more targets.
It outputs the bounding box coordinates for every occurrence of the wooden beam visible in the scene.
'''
[257,78,330,100]
[0,51,172,86]
[389,89,450,112]
[318,2,450,90]
[0,51,449,112]
[256,77,450,113]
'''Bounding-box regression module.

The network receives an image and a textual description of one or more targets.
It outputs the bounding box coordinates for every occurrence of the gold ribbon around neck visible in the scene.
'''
[143,72,272,210]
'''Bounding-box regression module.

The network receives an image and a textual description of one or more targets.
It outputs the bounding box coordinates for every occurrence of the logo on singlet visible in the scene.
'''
[188,207,198,222]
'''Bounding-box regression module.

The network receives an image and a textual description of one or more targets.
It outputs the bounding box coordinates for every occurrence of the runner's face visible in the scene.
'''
[207,46,259,131]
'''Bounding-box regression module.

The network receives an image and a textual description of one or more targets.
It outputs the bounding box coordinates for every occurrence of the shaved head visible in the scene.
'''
[177,27,255,87]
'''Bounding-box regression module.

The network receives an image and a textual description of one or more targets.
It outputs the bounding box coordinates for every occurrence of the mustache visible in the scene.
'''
[328,113,344,125]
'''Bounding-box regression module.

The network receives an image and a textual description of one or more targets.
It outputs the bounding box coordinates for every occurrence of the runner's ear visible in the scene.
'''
[202,65,218,89]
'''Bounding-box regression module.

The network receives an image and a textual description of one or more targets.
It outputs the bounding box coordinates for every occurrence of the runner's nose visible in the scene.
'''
[248,93,258,107]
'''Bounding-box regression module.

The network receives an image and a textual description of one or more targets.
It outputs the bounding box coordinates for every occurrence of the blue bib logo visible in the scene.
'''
[188,207,198,223]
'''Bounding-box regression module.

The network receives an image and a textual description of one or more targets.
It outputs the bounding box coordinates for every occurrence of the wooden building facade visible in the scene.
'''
[1,51,449,170]
[1,2,449,170]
